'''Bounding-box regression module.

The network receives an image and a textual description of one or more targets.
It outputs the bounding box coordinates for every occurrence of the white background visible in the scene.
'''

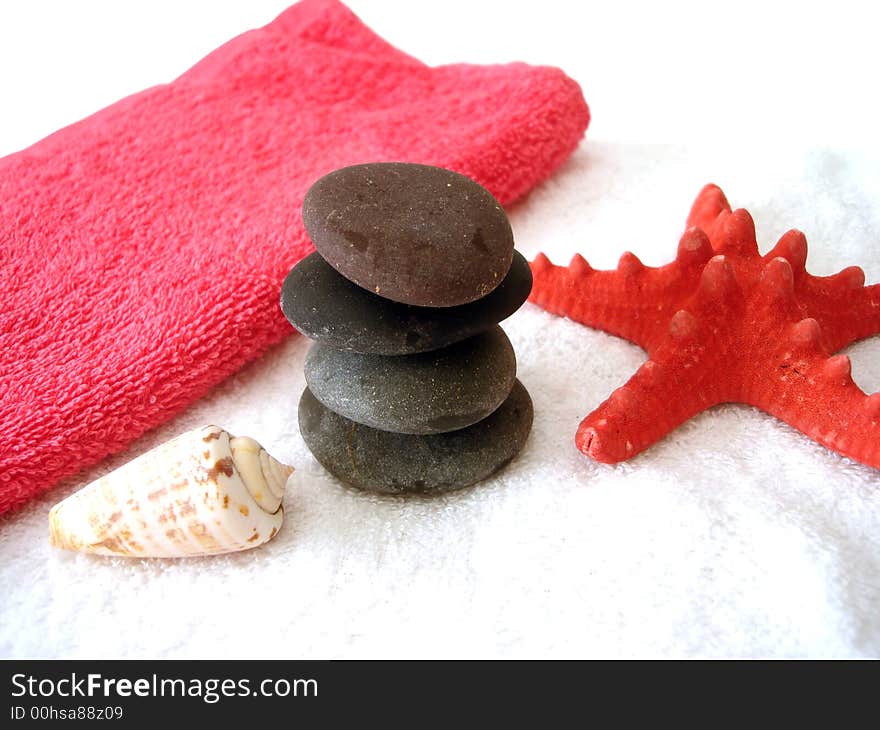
[2,0,879,153]
[1,1,879,658]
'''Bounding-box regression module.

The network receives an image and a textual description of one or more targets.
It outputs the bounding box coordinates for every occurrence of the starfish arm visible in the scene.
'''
[763,229,880,351]
[848,282,880,344]
[747,317,880,469]
[806,277,880,352]
[529,228,714,352]
[575,310,722,462]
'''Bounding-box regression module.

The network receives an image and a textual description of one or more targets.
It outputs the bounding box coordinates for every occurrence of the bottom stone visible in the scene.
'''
[298,379,533,495]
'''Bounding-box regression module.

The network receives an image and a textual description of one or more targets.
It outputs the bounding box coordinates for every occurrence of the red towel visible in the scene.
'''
[0,0,589,515]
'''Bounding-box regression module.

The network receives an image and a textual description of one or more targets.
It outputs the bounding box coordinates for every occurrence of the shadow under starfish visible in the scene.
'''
[529,184,880,469]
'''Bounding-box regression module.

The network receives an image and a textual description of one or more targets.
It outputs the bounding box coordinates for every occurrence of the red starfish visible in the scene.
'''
[529,184,880,468]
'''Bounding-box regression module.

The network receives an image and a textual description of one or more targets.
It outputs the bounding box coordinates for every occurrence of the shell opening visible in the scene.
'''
[229,436,292,514]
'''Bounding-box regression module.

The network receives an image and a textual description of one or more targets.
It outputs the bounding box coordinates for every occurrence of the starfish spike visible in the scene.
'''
[530,184,880,468]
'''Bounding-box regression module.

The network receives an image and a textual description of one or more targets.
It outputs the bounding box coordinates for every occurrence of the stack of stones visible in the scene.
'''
[281,163,533,495]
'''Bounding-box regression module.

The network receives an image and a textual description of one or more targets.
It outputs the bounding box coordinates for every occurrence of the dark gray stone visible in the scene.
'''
[304,326,516,435]
[298,380,533,495]
[302,162,514,307]
[280,250,532,355]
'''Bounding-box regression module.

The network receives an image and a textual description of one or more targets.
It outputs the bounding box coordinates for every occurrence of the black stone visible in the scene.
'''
[302,162,514,307]
[281,250,531,355]
[298,379,533,495]
[305,326,516,435]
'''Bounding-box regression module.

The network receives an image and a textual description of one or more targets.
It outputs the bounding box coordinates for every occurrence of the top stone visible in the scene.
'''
[302,163,515,307]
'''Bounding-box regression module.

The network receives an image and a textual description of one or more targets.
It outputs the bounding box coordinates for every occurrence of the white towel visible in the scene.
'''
[2,140,878,658]
[2,0,879,658]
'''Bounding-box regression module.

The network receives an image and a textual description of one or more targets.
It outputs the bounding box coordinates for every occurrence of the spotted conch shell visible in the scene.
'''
[48,426,292,557]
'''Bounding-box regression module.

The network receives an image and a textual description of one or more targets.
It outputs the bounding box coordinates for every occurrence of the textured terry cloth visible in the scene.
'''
[0,0,589,515]
[2,141,878,659]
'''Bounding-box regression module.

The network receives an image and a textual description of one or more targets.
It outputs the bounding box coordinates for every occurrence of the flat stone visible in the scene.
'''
[302,162,514,307]
[281,250,531,355]
[304,326,516,434]
[298,380,533,495]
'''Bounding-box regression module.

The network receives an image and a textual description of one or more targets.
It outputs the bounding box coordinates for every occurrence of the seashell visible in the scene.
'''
[48,425,292,557]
